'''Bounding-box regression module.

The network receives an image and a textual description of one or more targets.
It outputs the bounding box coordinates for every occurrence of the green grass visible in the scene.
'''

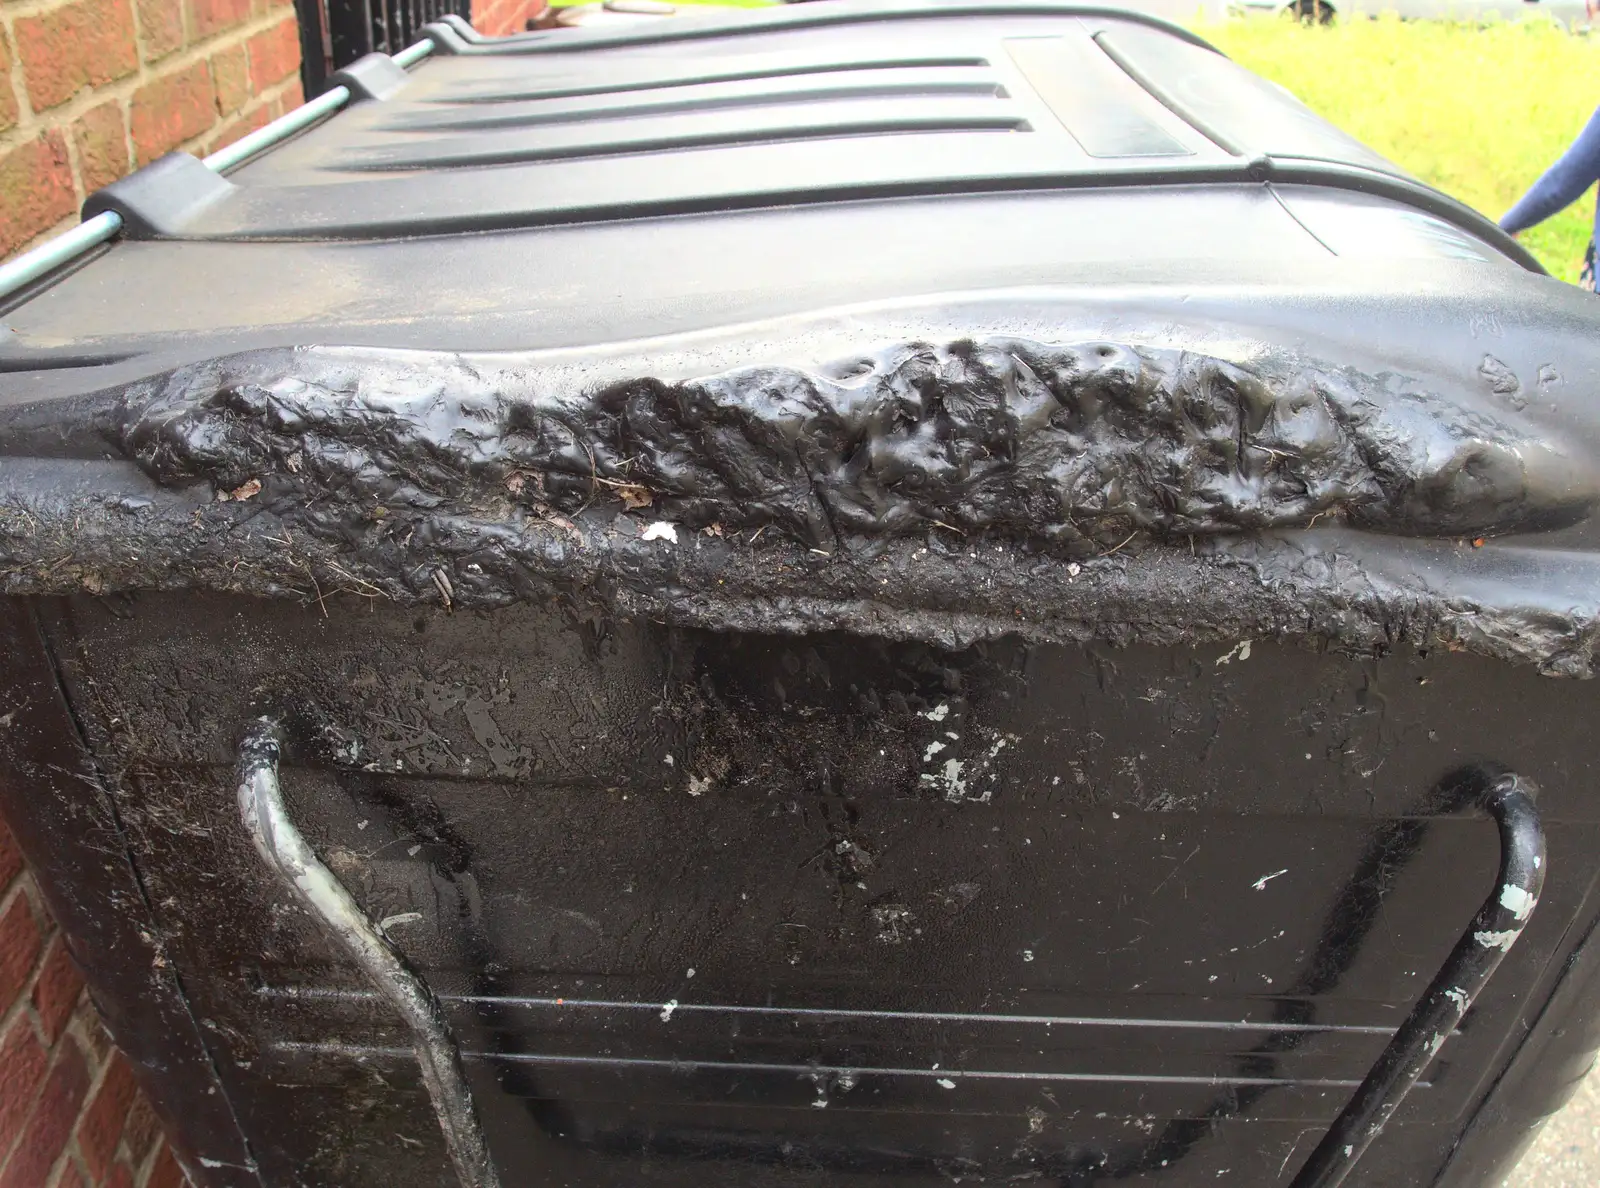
[1192,14,1600,281]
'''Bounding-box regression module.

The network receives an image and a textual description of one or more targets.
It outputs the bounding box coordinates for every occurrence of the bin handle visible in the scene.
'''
[236,719,502,1188]
[1288,770,1545,1188]
[234,721,1541,1188]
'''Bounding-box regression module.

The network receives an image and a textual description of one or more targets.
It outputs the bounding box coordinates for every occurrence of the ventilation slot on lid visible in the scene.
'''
[382,69,1010,133]
[428,54,993,105]
[341,107,1032,172]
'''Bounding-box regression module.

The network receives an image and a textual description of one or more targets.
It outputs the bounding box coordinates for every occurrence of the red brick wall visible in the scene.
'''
[471,0,545,38]
[0,0,304,258]
[0,816,192,1188]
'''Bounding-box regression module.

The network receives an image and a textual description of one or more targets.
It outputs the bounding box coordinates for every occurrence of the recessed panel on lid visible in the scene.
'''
[1005,35,1188,158]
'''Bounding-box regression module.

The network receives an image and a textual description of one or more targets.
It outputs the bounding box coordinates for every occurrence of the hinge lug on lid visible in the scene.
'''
[81,153,237,239]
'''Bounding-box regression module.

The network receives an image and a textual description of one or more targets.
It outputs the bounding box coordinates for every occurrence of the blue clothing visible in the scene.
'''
[1501,104,1600,242]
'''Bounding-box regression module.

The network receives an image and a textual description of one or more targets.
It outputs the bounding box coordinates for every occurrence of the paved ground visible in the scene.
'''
[1503,1065,1600,1187]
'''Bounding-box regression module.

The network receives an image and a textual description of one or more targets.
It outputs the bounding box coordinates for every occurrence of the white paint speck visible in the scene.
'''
[1023,950,1034,962]
[1499,884,1535,921]
[1474,929,1519,951]
[922,702,951,722]
[686,968,695,978]
[923,740,946,761]
[1214,640,1253,666]
[919,756,969,801]
[811,1098,828,1109]
[687,774,711,796]
[1252,869,1289,892]
[1444,987,1468,1010]
[641,521,678,543]
[937,1078,957,1090]
[356,819,370,831]
[660,1000,678,1022]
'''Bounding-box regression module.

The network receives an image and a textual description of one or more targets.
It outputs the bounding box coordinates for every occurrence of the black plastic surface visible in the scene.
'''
[329,52,414,101]
[4,4,1600,1187]
[14,0,1532,266]
[0,0,1545,381]
[8,597,1600,1188]
[419,19,473,52]
[80,152,238,238]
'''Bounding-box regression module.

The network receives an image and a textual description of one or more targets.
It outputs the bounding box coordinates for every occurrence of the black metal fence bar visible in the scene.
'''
[296,0,471,95]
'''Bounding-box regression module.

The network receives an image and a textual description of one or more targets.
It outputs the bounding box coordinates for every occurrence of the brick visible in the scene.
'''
[103,1163,133,1188]
[206,102,269,155]
[144,1143,183,1188]
[75,1053,137,1184]
[0,132,75,255]
[71,101,129,196]
[0,1017,49,1166]
[211,43,248,114]
[50,1159,86,1188]
[0,1040,89,1188]
[189,0,251,39]
[130,61,215,164]
[278,78,303,114]
[0,889,42,1007]
[0,815,21,891]
[118,1095,159,1166]
[30,935,84,1044]
[482,0,535,36]
[0,31,19,134]
[69,996,112,1066]
[245,16,298,88]
[136,0,185,64]
[13,0,138,112]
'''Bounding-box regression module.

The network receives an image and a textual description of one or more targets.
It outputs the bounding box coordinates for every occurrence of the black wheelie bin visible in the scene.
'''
[0,3,1595,1186]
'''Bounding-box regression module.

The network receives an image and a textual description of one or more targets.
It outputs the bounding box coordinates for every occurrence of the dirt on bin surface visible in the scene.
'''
[1505,1063,1600,1186]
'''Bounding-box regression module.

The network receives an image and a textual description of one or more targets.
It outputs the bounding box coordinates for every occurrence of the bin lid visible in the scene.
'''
[0,0,1539,383]
[2,0,1600,679]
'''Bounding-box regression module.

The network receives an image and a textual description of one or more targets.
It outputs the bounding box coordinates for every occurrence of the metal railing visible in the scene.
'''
[0,37,436,309]
[297,0,470,95]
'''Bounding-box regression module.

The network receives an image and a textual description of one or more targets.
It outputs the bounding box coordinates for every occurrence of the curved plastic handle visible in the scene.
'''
[1289,771,1546,1188]
[236,719,502,1188]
